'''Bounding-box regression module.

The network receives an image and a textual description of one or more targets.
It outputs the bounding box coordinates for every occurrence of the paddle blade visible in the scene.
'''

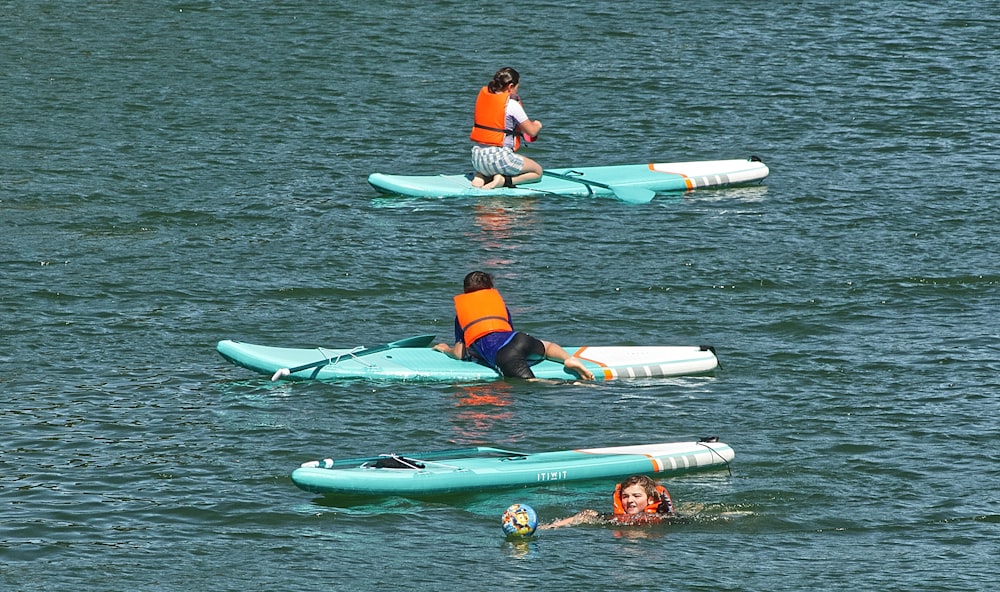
[386,334,436,348]
[612,185,656,204]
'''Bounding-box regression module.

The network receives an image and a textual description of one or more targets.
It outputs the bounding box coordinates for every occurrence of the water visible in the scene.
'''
[2,1,998,590]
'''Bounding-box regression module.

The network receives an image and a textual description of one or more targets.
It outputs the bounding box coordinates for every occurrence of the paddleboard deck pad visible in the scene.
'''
[368,157,768,199]
[292,438,735,496]
[216,338,719,382]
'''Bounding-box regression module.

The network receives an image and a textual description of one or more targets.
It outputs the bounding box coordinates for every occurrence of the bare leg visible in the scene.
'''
[510,156,543,185]
[542,341,595,380]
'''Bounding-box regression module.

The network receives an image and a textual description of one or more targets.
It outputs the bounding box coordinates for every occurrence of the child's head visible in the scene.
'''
[488,67,520,93]
[463,271,494,293]
[619,474,660,499]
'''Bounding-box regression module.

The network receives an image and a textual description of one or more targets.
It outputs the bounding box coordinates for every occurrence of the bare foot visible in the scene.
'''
[482,174,505,190]
[564,357,595,380]
[471,174,487,188]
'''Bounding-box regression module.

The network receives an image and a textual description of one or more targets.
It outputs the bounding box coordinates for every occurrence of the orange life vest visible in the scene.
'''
[612,482,674,516]
[454,288,513,345]
[470,87,520,150]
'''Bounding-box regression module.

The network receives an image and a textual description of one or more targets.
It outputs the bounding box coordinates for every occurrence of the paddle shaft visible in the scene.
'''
[301,446,525,468]
[271,334,435,380]
[543,171,655,203]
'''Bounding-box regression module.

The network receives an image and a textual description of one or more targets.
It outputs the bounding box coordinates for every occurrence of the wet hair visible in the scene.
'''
[463,270,494,293]
[487,67,520,93]
[618,475,661,502]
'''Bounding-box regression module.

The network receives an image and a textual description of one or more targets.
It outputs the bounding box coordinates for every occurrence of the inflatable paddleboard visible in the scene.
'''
[292,438,735,496]
[368,157,768,201]
[216,336,719,382]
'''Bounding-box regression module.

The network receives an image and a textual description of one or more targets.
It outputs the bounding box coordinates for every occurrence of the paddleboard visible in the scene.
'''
[216,337,719,382]
[368,157,768,200]
[291,438,735,496]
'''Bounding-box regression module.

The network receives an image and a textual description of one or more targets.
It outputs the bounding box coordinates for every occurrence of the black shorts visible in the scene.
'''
[495,332,545,379]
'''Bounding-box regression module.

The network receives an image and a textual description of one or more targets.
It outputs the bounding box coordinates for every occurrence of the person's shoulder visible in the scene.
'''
[506,99,528,120]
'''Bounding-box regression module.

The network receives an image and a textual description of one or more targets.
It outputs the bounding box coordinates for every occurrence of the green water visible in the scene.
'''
[2,2,997,590]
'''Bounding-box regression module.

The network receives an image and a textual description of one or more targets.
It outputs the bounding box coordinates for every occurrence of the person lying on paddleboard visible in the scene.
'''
[469,66,543,190]
[433,271,594,380]
[538,474,675,529]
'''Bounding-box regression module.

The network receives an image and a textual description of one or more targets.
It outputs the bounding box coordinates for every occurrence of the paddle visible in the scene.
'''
[270,334,436,381]
[544,171,656,204]
[299,446,527,468]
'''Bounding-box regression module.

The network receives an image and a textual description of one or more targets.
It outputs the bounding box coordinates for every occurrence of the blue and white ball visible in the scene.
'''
[501,503,538,537]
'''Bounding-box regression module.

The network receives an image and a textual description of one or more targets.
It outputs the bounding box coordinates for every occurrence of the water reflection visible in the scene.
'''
[467,200,538,265]
[500,537,537,559]
[450,381,518,444]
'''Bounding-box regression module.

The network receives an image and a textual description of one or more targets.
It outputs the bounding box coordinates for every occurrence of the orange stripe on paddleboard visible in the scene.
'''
[570,450,664,471]
[629,453,664,472]
[571,346,606,365]
[648,163,694,189]
[571,347,613,380]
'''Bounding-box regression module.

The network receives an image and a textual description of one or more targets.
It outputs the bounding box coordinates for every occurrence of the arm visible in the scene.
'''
[516,118,542,138]
[508,99,542,138]
[434,316,467,358]
[538,509,599,530]
[433,341,466,359]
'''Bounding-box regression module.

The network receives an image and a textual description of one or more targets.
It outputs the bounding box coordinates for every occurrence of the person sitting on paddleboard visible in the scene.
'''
[433,271,594,380]
[469,67,543,190]
[538,475,675,529]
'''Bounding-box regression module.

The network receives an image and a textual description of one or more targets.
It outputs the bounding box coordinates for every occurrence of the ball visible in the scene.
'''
[501,503,538,537]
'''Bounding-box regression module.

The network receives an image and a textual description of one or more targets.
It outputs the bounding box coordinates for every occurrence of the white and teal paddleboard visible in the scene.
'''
[368,157,768,203]
[216,334,719,382]
[292,439,735,496]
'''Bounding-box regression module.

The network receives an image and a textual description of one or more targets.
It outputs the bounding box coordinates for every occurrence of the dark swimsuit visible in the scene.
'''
[454,317,545,378]
[493,332,545,379]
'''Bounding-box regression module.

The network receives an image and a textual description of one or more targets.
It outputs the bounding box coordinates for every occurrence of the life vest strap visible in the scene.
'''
[462,314,509,329]
[473,122,516,136]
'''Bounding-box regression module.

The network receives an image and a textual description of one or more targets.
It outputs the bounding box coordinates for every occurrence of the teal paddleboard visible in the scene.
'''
[291,439,735,496]
[216,336,719,382]
[368,157,768,201]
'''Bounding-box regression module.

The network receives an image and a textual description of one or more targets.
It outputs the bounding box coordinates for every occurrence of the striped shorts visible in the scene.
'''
[471,145,524,176]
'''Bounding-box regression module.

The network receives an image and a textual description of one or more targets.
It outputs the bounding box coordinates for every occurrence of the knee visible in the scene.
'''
[523,159,543,175]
